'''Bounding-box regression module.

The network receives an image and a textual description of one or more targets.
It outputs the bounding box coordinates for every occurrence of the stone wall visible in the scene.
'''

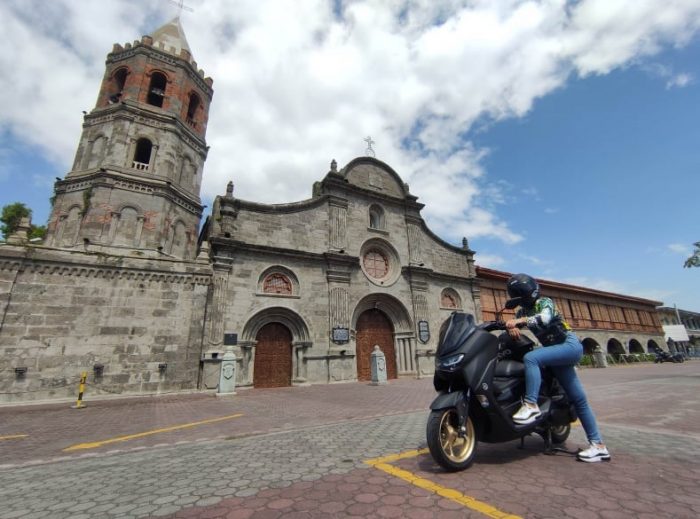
[0,244,211,403]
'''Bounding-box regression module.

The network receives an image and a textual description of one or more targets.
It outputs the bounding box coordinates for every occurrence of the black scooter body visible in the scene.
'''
[430,312,575,445]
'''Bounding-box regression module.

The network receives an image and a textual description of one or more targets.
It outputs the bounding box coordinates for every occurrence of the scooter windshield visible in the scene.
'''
[437,312,477,357]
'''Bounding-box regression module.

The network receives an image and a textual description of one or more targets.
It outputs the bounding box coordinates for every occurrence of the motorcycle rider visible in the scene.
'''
[505,273,611,463]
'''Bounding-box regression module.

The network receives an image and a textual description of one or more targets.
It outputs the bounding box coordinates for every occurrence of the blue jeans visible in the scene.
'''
[523,332,603,444]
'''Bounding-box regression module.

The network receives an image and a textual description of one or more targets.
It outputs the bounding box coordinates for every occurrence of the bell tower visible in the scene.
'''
[45,18,213,260]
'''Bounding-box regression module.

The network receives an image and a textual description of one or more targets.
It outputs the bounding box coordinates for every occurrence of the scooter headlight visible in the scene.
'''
[437,353,464,370]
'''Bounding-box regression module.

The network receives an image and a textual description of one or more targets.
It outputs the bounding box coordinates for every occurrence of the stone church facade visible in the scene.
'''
[0,19,479,402]
[200,158,479,389]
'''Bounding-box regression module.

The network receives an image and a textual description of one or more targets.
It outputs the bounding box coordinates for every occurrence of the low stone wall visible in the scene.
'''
[0,244,212,403]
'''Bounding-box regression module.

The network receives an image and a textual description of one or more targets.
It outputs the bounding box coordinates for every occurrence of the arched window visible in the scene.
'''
[109,68,128,103]
[147,72,167,107]
[369,205,385,230]
[133,138,152,170]
[263,273,292,295]
[114,206,139,246]
[441,288,461,309]
[87,135,107,169]
[186,92,200,128]
[169,221,188,258]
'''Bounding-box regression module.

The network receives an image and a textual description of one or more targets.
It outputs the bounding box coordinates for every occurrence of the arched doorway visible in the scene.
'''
[253,323,292,388]
[647,339,661,353]
[355,309,397,381]
[629,339,644,354]
[581,338,599,355]
[607,338,625,362]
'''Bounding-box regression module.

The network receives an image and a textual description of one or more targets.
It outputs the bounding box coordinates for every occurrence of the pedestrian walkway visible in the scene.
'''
[1,363,699,518]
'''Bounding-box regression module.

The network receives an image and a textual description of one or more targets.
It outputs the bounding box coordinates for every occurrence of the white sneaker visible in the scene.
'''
[512,402,541,424]
[577,442,611,463]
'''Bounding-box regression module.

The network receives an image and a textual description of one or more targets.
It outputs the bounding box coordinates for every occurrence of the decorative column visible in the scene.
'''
[205,262,232,350]
[329,198,348,251]
[407,222,423,265]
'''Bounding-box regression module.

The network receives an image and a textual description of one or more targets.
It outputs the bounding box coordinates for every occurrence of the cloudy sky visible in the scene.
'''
[1,0,699,310]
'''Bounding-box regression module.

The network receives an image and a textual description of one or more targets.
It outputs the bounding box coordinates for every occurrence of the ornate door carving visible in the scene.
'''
[253,323,292,388]
[355,309,397,381]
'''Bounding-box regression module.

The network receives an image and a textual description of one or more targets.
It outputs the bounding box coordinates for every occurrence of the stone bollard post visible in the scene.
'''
[593,347,608,368]
[370,345,387,385]
[217,345,237,396]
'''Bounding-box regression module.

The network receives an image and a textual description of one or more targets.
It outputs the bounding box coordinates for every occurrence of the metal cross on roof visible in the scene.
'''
[364,136,376,157]
[168,0,194,13]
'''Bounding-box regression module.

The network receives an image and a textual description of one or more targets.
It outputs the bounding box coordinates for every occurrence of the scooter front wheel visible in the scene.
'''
[427,408,478,471]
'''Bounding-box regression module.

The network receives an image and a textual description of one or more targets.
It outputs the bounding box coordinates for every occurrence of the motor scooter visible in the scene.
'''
[654,350,685,363]
[427,308,578,471]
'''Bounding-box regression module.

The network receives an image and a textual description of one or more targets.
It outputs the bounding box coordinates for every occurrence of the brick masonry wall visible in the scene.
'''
[0,245,212,403]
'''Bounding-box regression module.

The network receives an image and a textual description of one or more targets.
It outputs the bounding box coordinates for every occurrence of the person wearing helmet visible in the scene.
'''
[505,273,610,463]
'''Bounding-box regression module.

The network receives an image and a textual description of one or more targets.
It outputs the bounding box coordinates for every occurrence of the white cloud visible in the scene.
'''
[640,62,694,88]
[474,253,506,268]
[558,276,629,295]
[2,0,700,246]
[668,243,692,255]
[666,72,693,89]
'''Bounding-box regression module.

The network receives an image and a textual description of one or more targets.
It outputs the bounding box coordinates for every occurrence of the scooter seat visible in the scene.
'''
[494,359,525,377]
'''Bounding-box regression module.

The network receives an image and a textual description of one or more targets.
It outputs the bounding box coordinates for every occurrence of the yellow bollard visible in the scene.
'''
[71,371,88,409]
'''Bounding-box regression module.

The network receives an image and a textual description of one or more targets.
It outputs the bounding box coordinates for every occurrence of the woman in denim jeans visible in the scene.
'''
[505,273,611,463]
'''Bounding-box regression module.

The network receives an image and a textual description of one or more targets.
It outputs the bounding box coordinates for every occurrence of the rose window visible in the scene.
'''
[363,250,389,279]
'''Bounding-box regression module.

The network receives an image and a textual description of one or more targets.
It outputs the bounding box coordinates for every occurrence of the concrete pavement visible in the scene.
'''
[1,362,699,518]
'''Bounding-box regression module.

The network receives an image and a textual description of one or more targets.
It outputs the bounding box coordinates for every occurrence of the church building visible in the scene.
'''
[0,18,672,402]
[0,18,480,401]
[199,157,479,388]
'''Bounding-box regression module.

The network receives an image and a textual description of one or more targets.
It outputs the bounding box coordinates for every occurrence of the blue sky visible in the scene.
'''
[1,0,699,310]
[468,41,700,308]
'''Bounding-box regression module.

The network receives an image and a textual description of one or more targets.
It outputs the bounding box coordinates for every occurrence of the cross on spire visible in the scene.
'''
[168,0,194,13]
[364,136,376,157]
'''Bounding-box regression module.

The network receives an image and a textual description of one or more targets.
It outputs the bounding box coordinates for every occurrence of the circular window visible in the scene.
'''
[363,249,389,279]
[359,238,400,286]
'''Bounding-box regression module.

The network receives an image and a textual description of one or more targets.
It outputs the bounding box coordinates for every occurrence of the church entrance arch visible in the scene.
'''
[241,307,312,388]
[253,322,292,388]
[356,309,397,381]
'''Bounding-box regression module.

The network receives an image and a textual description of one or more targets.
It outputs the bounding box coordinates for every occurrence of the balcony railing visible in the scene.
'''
[132,161,149,171]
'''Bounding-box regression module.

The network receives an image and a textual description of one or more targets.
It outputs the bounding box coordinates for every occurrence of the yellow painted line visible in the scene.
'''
[0,434,28,441]
[63,413,244,452]
[365,449,521,519]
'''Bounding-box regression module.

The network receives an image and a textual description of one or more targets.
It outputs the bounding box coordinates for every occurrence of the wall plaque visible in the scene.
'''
[332,327,349,343]
[223,333,238,345]
[418,320,430,343]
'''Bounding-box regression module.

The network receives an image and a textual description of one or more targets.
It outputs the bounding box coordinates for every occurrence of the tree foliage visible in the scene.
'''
[0,202,46,241]
[0,202,31,239]
[684,242,700,268]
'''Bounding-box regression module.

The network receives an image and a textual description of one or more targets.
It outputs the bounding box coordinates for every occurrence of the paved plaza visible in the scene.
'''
[1,362,699,518]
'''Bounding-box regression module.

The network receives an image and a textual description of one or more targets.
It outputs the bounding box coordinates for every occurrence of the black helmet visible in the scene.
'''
[506,273,540,308]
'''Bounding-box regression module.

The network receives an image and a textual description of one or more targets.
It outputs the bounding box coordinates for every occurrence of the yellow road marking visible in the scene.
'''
[0,434,28,441]
[365,449,522,519]
[63,413,244,452]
